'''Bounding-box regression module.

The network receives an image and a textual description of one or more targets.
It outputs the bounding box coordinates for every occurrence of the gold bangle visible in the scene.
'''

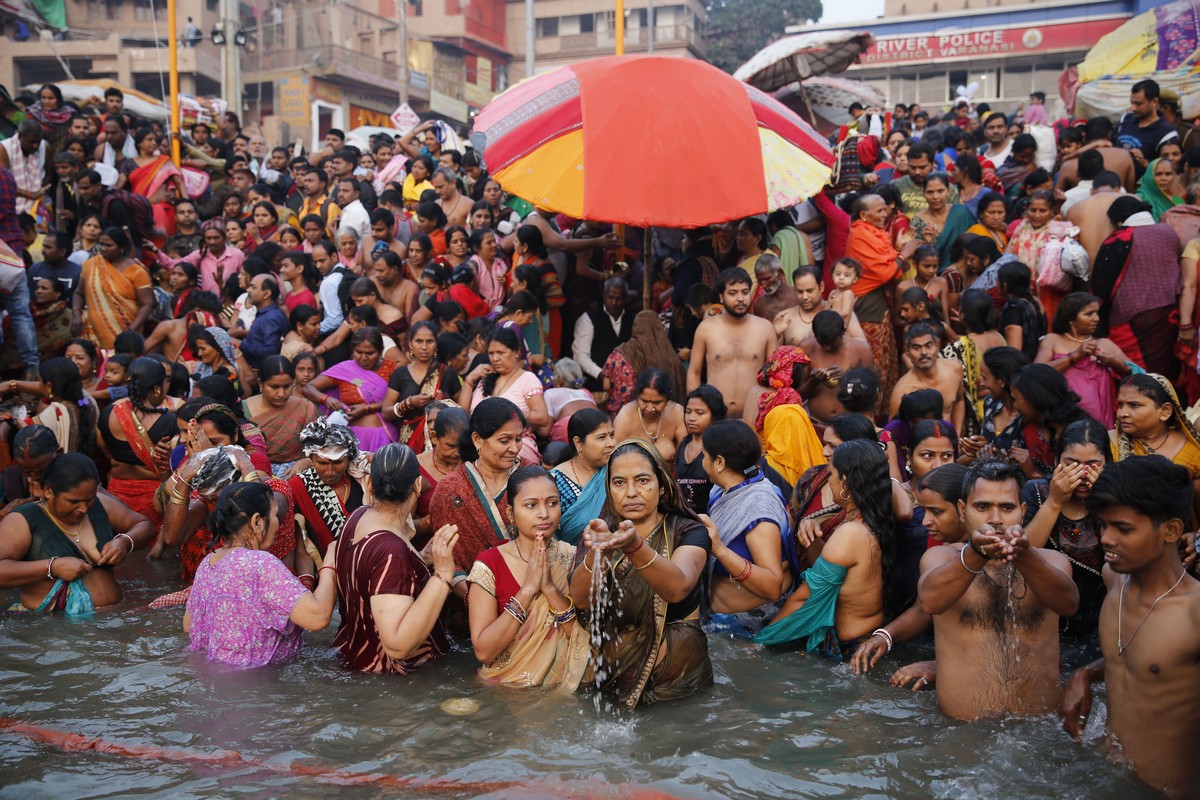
[169,494,189,506]
[634,550,659,570]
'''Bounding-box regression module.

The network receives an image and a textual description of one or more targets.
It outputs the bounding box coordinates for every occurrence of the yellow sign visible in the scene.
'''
[311,79,343,105]
[350,104,394,128]
[277,73,310,129]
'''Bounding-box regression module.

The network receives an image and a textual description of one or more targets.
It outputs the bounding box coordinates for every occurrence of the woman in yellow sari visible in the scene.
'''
[122,129,186,237]
[1113,373,1200,525]
[74,227,155,350]
[466,466,590,689]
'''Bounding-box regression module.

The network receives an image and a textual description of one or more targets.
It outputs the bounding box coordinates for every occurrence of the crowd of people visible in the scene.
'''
[1,77,1199,797]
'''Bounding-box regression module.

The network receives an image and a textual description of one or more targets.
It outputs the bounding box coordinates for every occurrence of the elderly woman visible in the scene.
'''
[191,325,246,397]
[334,443,459,674]
[467,466,590,688]
[845,194,924,400]
[0,453,153,613]
[184,481,337,668]
[286,418,371,558]
[569,439,714,708]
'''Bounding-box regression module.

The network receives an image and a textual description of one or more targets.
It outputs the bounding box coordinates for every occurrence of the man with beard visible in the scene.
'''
[774,265,866,346]
[687,267,777,420]
[799,310,872,423]
[889,322,964,433]
[751,254,797,321]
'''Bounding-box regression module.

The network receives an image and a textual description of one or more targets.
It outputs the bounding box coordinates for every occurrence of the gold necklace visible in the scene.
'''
[42,503,83,544]
[1063,330,1093,344]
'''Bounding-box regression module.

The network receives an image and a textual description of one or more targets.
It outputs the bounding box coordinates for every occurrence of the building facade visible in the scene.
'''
[788,0,1163,113]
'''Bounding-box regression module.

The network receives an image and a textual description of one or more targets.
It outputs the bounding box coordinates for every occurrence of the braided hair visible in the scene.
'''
[125,357,167,413]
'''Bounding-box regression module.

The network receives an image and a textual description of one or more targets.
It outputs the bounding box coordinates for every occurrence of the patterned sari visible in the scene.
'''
[82,255,152,349]
[942,335,983,437]
[467,540,591,689]
[107,398,167,528]
[129,155,183,237]
[255,396,320,475]
[429,461,511,578]
[321,359,399,452]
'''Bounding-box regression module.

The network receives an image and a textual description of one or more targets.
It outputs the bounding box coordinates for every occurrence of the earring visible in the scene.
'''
[839,488,850,502]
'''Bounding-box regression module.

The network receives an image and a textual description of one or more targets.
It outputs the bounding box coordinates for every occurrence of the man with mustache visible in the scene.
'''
[687,267,777,420]
[751,253,797,321]
[889,322,964,434]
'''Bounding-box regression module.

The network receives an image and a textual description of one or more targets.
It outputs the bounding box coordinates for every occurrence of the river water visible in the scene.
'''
[0,556,1158,800]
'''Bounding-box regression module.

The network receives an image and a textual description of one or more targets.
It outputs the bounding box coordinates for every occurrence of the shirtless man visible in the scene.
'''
[371,250,420,320]
[687,267,777,420]
[1060,456,1200,799]
[1056,118,1137,193]
[799,311,872,424]
[1065,172,1122,265]
[889,323,965,433]
[431,167,472,228]
[752,254,797,321]
[774,265,866,347]
[917,458,1079,721]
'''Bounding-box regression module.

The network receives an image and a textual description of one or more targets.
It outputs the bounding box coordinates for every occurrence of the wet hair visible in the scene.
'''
[604,439,700,524]
[347,305,379,326]
[899,286,930,310]
[959,289,998,334]
[1085,454,1192,527]
[126,357,167,412]
[566,407,612,457]
[259,355,295,382]
[431,405,469,442]
[42,452,100,496]
[542,441,571,467]
[826,413,876,444]
[912,244,939,266]
[436,331,468,364]
[1077,149,1105,181]
[14,425,61,460]
[40,357,95,452]
[506,464,558,513]
[1056,417,1113,462]
[370,443,422,504]
[501,290,539,316]
[515,225,548,259]
[207,481,275,545]
[962,456,1027,500]
[195,376,241,413]
[812,309,845,346]
[701,419,762,476]
[831,440,903,617]
[998,260,1035,301]
[1052,292,1101,335]
[634,367,673,402]
[1012,364,1086,427]
[981,346,1028,395]
[904,321,938,347]
[715,267,752,293]
[480,326,525,397]
[431,300,465,329]
[915,462,970,505]
[910,419,958,456]
[686,384,728,421]
[289,303,321,331]
[836,368,880,414]
[459,397,526,462]
[897,388,944,425]
[146,355,190,399]
[113,330,145,357]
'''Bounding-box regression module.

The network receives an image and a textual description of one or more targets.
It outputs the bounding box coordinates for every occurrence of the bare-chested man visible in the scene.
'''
[889,322,965,433]
[774,265,866,346]
[688,267,777,420]
[918,458,1078,720]
[800,310,872,424]
[1065,172,1121,265]
[1056,118,1137,193]
[752,253,797,321]
[1061,456,1200,799]
[371,250,420,320]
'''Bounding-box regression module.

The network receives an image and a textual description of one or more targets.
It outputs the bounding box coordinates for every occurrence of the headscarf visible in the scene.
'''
[613,311,687,402]
[1137,158,1183,222]
[762,405,826,486]
[1115,373,1200,461]
[194,326,237,379]
[25,101,73,131]
[754,346,810,431]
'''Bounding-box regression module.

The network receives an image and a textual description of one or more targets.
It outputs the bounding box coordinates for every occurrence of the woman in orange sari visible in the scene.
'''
[75,228,156,350]
[122,128,186,238]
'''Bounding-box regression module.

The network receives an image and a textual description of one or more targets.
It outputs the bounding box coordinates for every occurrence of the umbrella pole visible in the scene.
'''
[796,80,820,129]
[643,226,652,310]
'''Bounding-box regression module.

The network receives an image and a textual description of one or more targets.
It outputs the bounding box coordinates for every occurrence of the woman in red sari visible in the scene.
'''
[122,128,186,238]
[845,193,924,403]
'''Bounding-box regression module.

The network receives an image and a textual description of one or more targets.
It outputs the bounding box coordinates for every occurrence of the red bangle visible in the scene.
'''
[318,565,336,574]
[732,559,753,583]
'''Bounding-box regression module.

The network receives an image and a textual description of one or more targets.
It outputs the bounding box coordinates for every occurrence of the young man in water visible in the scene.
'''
[918,458,1078,721]
[687,267,777,420]
[1060,456,1200,799]
[889,323,964,434]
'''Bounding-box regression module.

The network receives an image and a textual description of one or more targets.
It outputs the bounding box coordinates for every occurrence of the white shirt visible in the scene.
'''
[339,198,371,241]
[980,140,1013,167]
[318,270,345,334]
[1060,181,1093,215]
[573,310,625,378]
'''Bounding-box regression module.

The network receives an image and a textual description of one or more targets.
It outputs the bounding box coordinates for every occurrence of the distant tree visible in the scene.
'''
[704,0,824,74]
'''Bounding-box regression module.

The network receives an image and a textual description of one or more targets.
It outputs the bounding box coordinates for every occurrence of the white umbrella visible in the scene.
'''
[734,30,875,93]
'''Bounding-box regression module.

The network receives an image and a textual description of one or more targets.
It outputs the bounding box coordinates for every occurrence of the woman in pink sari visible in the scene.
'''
[302,327,400,453]
[122,129,186,238]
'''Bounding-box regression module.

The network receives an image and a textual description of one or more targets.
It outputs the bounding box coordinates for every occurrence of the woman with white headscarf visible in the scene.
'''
[286,418,373,557]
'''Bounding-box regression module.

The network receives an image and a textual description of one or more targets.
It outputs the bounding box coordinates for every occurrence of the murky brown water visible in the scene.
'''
[0,555,1159,799]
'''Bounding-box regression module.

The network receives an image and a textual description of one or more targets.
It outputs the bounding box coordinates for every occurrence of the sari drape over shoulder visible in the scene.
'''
[467,540,591,689]
[321,359,399,452]
[762,405,825,486]
[129,155,183,236]
[82,255,152,349]
[557,467,606,545]
[429,462,511,577]
[256,396,319,466]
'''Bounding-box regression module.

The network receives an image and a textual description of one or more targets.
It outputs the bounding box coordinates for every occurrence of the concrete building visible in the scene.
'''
[787,0,1162,112]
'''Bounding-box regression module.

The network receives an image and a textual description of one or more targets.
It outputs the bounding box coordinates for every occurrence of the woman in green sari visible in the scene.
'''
[569,439,714,709]
[902,173,975,272]
[1137,158,1183,222]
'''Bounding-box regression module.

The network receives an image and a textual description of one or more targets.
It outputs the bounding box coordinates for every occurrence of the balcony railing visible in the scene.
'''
[254,44,405,93]
[550,24,701,54]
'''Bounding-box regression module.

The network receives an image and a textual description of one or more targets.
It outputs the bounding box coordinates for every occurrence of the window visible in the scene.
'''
[579,14,594,33]
[948,69,967,103]
[536,17,558,37]
[918,72,945,105]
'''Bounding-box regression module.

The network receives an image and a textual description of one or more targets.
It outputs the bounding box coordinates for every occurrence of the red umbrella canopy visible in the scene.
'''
[472,55,834,228]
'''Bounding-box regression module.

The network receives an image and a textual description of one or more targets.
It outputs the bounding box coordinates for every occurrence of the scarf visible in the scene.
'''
[101,136,138,167]
[193,326,237,379]
[1115,373,1200,461]
[755,346,810,430]
[298,466,348,540]
[1137,159,1183,222]
[845,219,900,297]
[707,472,790,552]
[26,101,73,130]
[558,466,607,545]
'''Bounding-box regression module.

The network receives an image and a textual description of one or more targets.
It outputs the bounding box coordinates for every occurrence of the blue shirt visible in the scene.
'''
[240,302,287,370]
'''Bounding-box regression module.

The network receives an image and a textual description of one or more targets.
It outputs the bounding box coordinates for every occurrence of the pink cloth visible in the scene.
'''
[1054,352,1116,428]
[162,246,246,294]
[185,548,307,668]
[471,370,543,465]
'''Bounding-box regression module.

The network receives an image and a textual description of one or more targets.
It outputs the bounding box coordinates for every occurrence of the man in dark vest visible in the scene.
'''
[572,276,633,391]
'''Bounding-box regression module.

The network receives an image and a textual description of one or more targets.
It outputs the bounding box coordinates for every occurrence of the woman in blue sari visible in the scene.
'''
[701,420,796,639]
[552,407,616,544]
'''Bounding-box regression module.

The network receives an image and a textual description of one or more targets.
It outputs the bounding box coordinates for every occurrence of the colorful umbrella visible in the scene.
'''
[734,31,876,93]
[1066,0,1200,118]
[472,55,833,228]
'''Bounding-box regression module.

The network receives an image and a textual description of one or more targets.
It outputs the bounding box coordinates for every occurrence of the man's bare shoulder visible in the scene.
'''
[774,306,799,323]
[920,542,961,572]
